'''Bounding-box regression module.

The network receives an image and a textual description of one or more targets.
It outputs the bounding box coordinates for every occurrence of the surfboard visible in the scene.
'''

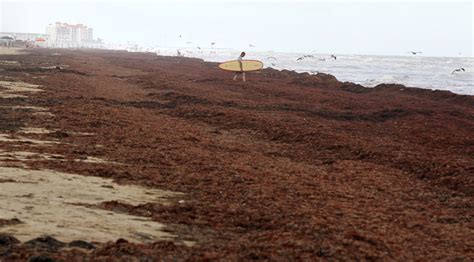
[218,60,264,72]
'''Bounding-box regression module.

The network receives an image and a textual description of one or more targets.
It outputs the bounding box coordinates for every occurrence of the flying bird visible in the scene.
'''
[249,44,255,47]
[267,56,277,60]
[409,51,422,55]
[211,42,216,46]
[178,35,182,38]
[197,46,201,50]
[297,55,314,61]
[452,68,465,74]
[331,55,337,60]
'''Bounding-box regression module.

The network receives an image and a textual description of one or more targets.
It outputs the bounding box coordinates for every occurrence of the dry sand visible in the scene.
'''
[0,48,25,55]
[0,167,181,243]
[0,80,43,99]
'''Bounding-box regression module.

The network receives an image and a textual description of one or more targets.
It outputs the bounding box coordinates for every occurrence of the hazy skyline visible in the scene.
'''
[1,0,472,57]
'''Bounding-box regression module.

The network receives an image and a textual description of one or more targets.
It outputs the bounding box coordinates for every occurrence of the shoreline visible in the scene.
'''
[120,47,474,96]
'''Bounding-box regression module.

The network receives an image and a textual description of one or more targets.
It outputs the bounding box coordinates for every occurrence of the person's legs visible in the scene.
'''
[242,72,246,82]
[233,74,238,80]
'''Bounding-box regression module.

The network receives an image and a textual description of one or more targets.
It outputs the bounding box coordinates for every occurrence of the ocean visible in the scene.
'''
[112,45,474,96]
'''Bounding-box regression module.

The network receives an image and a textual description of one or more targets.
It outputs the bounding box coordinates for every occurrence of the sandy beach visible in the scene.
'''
[0,49,473,260]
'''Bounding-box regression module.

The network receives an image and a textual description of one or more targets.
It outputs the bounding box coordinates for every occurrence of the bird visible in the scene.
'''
[267,56,277,60]
[318,58,326,61]
[452,68,465,74]
[178,35,182,38]
[297,55,314,61]
[197,46,201,50]
[211,42,216,46]
[271,63,277,67]
[409,51,422,55]
[331,55,337,60]
[186,41,192,45]
[249,44,255,47]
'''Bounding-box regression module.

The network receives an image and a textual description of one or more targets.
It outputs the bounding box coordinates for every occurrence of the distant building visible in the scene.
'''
[1,23,102,49]
[46,22,98,48]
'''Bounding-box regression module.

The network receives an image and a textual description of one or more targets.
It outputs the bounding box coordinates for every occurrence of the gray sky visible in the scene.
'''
[1,0,472,56]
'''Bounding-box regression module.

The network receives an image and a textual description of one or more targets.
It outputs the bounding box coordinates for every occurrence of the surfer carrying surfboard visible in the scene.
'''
[233,52,246,82]
[218,53,263,80]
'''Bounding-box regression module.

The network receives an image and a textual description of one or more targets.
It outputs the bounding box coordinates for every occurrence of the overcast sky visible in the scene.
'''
[1,0,472,56]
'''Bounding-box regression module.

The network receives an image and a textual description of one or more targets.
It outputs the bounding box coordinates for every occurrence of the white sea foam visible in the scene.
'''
[107,44,474,96]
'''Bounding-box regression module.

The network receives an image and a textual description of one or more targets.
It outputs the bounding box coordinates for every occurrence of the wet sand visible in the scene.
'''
[0,49,473,260]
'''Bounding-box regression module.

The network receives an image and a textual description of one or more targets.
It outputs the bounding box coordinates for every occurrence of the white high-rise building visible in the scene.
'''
[47,22,94,48]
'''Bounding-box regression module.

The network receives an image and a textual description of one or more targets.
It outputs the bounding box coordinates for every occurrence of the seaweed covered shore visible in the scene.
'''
[0,49,473,260]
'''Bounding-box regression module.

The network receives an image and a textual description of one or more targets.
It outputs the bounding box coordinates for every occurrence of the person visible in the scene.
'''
[233,52,246,82]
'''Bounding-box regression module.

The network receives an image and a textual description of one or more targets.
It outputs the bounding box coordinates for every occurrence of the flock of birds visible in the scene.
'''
[295,54,338,61]
[175,35,468,75]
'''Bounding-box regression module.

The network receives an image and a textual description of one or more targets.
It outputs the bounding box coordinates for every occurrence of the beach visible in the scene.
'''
[0,48,473,260]
[140,47,474,95]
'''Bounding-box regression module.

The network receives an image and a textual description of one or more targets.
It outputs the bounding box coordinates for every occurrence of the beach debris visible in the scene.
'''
[69,240,95,250]
[23,236,66,251]
[0,234,21,246]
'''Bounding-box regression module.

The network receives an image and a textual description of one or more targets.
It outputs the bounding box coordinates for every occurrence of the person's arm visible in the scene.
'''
[237,56,244,72]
